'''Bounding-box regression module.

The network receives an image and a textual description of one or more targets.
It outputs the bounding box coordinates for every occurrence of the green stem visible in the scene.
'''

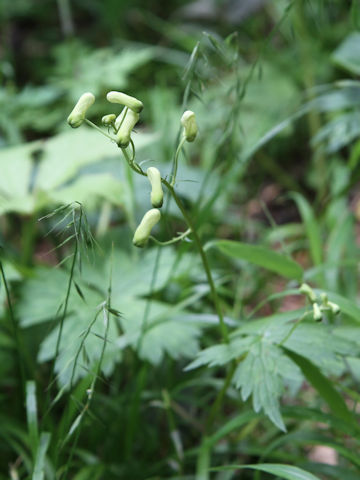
[164,181,229,344]
[85,119,115,142]
[149,228,191,246]
[171,136,186,186]
[119,149,229,344]
[205,362,236,431]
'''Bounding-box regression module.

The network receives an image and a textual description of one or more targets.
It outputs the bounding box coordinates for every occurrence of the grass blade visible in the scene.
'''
[26,381,39,458]
[211,463,321,479]
[285,349,354,424]
[32,432,51,480]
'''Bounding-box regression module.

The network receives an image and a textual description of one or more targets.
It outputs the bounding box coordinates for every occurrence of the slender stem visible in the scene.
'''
[163,181,229,344]
[149,228,191,246]
[205,363,236,431]
[119,148,229,344]
[85,119,115,142]
[278,311,312,346]
[171,136,186,187]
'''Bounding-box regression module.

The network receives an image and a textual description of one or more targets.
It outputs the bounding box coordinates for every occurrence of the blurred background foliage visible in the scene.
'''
[2,0,360,479]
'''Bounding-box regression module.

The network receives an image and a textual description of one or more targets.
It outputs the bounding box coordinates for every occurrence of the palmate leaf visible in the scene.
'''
[233,342,299,431]
[18,248,204,386]
[188,306,360,430]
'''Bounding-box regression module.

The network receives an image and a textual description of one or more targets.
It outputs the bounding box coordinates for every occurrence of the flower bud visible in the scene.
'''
[328,301,340,315]
[102,114,116,125]
[106,91,143,113]
[299,283,316,303]
[312,303,322,321]
[116,109,140,147]
[133,209,161,248]
[147,167,163,208]
[67,92,95,128]
[181,110,198,142]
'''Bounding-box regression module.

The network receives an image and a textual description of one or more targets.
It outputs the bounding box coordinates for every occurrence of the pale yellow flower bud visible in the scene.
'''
[299,283,316,303]
[133,209,161,248]
[147,167,163,208]
[181,110,198,142]
[313,303,322,321]
[115,109,140,147]
[67,92,95,128]
[106,91,143,113]
[102,114,116,125]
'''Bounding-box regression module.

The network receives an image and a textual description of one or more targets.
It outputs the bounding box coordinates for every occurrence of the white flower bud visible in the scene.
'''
[133,209,161,248]
[181,110,198,142]
[116,109,140,147]
[299,283,316,303]
[328,301,340,315]
[313,303,322,321]
[102,114,116,125]
[147,167,163,208]
[106,91,143,113]
[67,92,95,128]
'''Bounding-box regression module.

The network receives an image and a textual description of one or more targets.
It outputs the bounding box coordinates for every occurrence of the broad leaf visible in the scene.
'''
[215,240,303,281]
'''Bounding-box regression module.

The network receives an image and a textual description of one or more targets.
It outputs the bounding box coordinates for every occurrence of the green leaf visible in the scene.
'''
[291,193,322,268]
[185,337,254,371]
[0,128,155,215]
[206,410,260,447]
[211,463,321,480]
[32,432,51,480]
[321,290,360,323]
[233,342,289,431]
[332,32,360,75]
[19,249,203,386]
[282,323,359,375]
[285,349,354,425]
[214,240,303,281]
[26,381,39,458]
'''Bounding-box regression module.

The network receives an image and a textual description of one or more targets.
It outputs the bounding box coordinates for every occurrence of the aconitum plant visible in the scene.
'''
[67,91,229,344]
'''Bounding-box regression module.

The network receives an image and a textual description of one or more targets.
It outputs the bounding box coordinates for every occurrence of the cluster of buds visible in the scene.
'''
[133,167,164,248]
[67,91,198,249]
[132,109,198,248]
[299,283,340,321]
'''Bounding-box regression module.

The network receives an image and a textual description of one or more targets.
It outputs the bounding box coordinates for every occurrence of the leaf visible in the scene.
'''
[285,349,354,425]
[291,193,322,267]
[321,290,360,323]
[312,112,360,153]
[332,32,360,75]
[214,240,303,281]
[26,381,39,457]
[233,342,290,431]
[48,173,123,208]
[32,432,51,480]
[185,337,255,371]
[206,410,260,448]
[211,463,321,480]
[19,248,204,386]
[0,128,155,215]
[282,323,359,376]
